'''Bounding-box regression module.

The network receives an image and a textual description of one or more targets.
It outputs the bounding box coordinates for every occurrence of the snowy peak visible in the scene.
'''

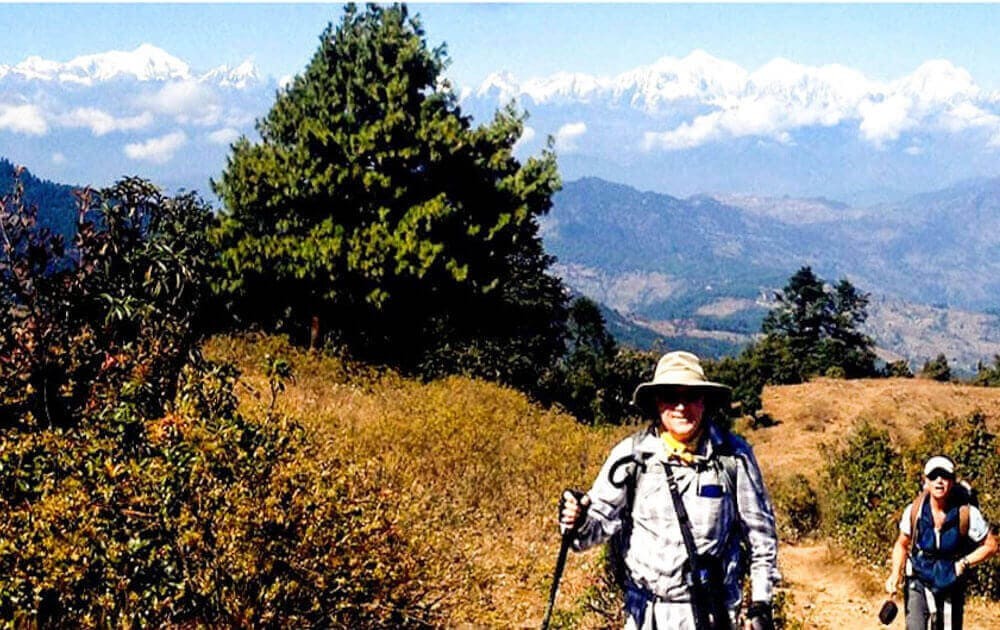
[67,44,191,82]
[5,44,191,84]
[1,44,261,88]
[200,59,262,89]
[616,50,748,105]
[895,59,979,104]
[464,50,1000,154]
[475,70,520,102]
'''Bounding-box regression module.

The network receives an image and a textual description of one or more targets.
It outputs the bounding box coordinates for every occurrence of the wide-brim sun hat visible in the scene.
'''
[631,351,732,418]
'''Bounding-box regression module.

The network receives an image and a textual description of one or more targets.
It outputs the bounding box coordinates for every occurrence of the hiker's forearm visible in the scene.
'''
[889,535,909,581]
[963,531,999,567]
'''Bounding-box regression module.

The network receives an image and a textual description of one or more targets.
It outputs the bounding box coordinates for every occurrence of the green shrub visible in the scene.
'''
[0,176,216,426]
[823,423,912,563]
[973,355,1000,387]
[824,366,846,379]
[920,353,951,382]
[884,360,913,378]
[0,358,441,627]
[770,474,821,542]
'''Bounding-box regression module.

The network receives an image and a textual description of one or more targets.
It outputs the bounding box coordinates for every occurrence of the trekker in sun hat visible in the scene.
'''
[885,455,998,630]
[557,350,779,630]
[631,350,732,419]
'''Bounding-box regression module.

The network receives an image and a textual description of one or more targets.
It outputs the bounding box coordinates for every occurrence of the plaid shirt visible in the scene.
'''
[572,423,780,607]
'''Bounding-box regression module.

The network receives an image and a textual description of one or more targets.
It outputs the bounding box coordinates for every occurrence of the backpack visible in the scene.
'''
[607,426,743,589]
[908,480,978,541]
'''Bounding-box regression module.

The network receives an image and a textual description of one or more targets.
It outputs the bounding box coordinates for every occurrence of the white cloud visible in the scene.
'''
[52,152,66,164]
[554,121,586,153]
[904,145,924,156]
[940,102,1000,134]
[0,104,48,135]
[858,93,915,145]
[124,130,187,164]
[207,127,241,145]
[136,80,221,125]
[60,108,153,136]
[513,125,536,152]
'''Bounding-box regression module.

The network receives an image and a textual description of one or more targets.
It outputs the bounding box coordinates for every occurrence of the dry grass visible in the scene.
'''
[752,377,1000,485]
[204,334,633,627]
[203,337,1000,628]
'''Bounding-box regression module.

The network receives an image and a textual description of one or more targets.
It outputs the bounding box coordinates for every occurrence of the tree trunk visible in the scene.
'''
[309,315,321,351]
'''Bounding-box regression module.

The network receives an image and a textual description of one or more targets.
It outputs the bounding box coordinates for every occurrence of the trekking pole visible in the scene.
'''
[541,489,588,630]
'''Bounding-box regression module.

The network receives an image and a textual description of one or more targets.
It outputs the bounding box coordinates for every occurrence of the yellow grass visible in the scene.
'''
[753,376,1000,486]
[205,336,1000,627]
[204,334,633,626]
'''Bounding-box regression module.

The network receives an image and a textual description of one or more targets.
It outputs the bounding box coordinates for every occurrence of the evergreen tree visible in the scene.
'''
[760,266,876,380]
[212,4,566,390]
[920,353,952,382]
[973,355,1000,387]
[552,297,618,424]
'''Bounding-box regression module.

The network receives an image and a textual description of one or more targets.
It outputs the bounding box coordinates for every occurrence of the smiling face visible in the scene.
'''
[655,387,706,444]
[924,469,955,501]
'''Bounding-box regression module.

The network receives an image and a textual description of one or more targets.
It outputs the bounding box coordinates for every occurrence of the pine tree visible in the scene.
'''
[212,4,566,389]
[760,266,876,380]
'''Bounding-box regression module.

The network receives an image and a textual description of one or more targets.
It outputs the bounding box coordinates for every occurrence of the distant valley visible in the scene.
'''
[6,158,1000,373]
[546,177,1000,372]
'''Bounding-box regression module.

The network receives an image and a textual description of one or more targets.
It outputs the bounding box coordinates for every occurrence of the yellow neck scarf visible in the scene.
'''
[662,430,701,464]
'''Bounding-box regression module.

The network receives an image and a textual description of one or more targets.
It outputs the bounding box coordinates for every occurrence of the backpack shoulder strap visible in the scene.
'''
[910,491,928,540]
[621,428,652,510]
[960,504,970,538]
[710,430,741,496]
[607,428,650,588]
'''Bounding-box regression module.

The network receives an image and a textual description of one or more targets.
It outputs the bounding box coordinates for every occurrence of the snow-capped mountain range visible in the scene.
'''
[459,50,1000,202]
[0,44,260,88]
[0,45,275,194]
[470,51,993,116]
[2,45,999,201]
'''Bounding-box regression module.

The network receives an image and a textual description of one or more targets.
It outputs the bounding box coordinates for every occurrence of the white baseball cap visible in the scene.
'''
[923,455,956,477]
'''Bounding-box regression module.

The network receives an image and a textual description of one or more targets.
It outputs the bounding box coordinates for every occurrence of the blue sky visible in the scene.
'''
[4,3,1000,91]
[4,3,1000,200]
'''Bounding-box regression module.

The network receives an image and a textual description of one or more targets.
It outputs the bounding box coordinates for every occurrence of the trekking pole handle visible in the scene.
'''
[542,490,590,630]
[559,488,590,533]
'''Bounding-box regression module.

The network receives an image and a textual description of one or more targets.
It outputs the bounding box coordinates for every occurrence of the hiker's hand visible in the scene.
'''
[884,574,899,595]
[955,559,966,577]
[744,601,774,630]
[559,489,589,533]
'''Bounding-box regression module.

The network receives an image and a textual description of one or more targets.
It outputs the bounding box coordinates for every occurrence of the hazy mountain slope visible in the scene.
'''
[0,159,78,237]
[546,177,1000,369]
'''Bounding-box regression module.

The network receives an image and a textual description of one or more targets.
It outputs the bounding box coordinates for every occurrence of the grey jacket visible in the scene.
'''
[572,424,780,608]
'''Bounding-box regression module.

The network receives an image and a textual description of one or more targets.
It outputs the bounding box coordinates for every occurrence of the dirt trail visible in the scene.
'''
[781,541,1000,629]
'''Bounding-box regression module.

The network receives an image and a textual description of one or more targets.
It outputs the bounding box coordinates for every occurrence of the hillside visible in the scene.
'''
[753,376,1000,486]
[546,176,1000,370]
[0,159,78,238]
[203,335,632,627]
[204,336,1000,628]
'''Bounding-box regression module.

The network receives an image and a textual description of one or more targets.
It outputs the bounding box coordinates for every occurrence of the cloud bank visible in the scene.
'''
[124,131,188,164]
[473,51,1000,153]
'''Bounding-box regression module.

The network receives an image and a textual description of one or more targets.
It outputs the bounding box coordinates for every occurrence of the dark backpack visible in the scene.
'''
[908,480,978,541]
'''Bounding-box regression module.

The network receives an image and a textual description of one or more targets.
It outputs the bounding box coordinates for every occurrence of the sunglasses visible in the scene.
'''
[926,469,955,481]
[657,390,704,406]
